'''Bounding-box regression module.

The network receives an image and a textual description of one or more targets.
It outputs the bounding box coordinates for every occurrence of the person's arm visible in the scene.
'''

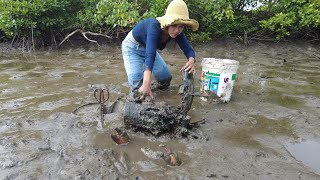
[138,69,153,99]
[138,22,161,99]
[176,32,196,74]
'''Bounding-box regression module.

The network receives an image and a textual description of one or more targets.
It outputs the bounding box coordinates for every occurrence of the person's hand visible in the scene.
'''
[180,58,196,74]
[137,69,154,101]
[138,84,154,101]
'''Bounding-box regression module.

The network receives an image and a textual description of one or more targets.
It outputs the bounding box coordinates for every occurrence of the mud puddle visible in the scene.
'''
[285,139,320,175]
[219,115,297,149]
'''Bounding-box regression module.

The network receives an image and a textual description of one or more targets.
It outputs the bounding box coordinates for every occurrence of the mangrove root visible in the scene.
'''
[58,29,112,48]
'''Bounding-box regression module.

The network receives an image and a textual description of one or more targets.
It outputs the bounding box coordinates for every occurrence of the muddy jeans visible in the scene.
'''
[121,34,172,97]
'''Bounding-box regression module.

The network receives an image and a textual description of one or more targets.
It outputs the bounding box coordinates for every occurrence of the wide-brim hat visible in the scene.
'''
[156,0,199,31]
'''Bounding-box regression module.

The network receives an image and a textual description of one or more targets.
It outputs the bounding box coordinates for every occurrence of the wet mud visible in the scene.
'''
[1,40,320,179]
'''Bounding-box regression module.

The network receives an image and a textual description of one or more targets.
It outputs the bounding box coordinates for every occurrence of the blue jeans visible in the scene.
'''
[122,34,172,96]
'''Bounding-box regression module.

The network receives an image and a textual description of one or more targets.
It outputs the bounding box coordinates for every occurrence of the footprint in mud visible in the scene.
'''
[74,149,131,179]
[111,151,130,175]
[136,160,161,172]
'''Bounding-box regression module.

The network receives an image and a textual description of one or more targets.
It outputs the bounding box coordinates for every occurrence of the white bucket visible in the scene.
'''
[200,58,239,102]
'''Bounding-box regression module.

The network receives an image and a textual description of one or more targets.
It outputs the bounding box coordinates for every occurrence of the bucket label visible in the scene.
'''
[200,71,220,95]
[200,71,237,96]
[232,74,236,80]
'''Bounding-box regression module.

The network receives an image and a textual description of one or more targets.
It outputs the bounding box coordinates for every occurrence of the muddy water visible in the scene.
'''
[1,41,320,179]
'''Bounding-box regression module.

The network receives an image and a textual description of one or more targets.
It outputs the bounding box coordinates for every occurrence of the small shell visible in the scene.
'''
[141,147,164,159]
[159,143,166,147]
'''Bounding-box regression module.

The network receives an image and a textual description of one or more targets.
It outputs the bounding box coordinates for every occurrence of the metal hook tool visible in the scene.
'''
[93,86,110,120]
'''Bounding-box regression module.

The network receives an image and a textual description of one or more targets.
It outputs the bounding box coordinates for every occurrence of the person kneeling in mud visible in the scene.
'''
[121,0,199,101]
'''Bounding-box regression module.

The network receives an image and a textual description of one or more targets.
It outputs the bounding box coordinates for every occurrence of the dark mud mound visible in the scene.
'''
[123,100,206,139]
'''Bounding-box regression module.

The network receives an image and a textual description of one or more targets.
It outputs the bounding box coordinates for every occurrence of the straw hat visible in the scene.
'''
[156,0,199,31]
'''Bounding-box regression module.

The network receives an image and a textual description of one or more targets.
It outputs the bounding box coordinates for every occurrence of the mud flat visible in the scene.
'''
[0,39,319,179]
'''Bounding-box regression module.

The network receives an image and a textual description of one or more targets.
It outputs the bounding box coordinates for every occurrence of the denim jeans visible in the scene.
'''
[122,34,172,96]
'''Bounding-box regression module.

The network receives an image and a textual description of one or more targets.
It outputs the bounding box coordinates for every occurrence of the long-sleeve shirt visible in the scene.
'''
[132,18,196,71]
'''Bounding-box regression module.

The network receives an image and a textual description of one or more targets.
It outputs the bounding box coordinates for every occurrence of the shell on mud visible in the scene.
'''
[141,147,164,160]
[111,128,129,145]
[141,146,182,166]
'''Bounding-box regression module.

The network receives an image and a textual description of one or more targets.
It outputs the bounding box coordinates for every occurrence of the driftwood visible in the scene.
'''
[58,29,112,48]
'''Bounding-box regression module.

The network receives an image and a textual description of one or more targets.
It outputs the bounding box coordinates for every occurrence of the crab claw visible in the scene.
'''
[111,128,129,145]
